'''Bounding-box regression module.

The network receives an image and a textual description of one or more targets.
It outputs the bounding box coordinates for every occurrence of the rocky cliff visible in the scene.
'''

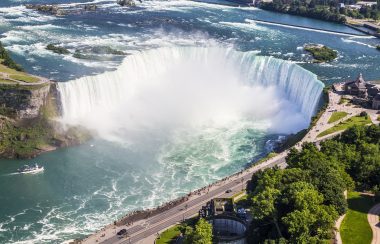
[0,84,50,119]
[0,82,89,159]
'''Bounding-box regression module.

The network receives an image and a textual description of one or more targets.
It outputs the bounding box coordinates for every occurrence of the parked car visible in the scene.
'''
[117,229,127,236]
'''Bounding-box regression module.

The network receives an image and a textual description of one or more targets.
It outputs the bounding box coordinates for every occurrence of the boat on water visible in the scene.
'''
[17,164,44,174]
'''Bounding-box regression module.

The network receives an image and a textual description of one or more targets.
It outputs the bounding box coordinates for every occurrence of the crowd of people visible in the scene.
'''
[114,169,247,227]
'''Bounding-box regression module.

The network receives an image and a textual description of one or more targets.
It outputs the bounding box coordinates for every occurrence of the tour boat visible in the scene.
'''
[17,164,44,174]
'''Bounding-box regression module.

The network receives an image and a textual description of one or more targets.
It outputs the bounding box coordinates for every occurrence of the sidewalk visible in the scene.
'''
[368,203,380,244]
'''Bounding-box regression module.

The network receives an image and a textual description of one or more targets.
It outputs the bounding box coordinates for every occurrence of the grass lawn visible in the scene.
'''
[0,78,17,84]
[339,97,350,105]
[0,64,39,83]
[340,191,376,244]
[328,111,348,123]
[0,63,19,74]
[10,74,39,83]
[317,115,372,138]
[156,225,181,244]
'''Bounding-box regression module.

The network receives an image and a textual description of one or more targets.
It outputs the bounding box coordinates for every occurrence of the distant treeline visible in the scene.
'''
[260,0,380,22]
[0,41,23,71]
[260,0,347,23]
[246,124,380,243]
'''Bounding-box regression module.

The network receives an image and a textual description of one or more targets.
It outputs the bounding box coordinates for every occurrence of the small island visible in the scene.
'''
[304,44,337,63]
[46,44,70,55]
[377,45,380,51]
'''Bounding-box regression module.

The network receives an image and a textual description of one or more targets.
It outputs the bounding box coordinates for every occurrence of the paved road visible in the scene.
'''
[368,203,380,244]
[84,155,288,244]
[83,86,379,244]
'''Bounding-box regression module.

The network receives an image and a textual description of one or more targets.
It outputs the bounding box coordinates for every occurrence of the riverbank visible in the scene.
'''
[80,81,380,243]
[253,4,380,39]
[0,45,90,159]
[246,18,368,37]
[78,86,331,243]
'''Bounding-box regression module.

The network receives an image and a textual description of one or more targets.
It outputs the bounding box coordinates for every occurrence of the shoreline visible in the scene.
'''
[77,88,331,243]
[247,18,368,37]
[79,85,380,243]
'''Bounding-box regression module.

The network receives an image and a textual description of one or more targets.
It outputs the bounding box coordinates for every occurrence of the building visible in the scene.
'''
[205,198,248,243]
[343,73,380,110]
[210,216,247,244]
[372,93,380,110]
[211,198,235,216]
[344,73,367,98]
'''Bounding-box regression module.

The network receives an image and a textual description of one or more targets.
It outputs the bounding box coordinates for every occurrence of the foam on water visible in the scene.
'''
[6,0,377,242]
[58,46,324,141]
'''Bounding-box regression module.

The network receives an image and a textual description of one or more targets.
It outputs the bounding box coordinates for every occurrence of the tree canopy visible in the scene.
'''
[247,124,380,243]
[0,41,23,71]
[185,218,213,244]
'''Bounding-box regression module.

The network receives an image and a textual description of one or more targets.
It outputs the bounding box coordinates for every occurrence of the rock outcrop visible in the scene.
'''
[25,3,98,16]
[0,82,90,159]
[117,0,137,7]
[0,84,50,120]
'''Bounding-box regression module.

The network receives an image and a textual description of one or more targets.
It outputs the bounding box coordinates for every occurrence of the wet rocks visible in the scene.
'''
[117,0,137,7]
[24,3,98,16]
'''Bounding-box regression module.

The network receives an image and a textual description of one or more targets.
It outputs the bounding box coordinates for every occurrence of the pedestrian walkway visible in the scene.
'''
[368,203,380,244]
[0,71,49,86]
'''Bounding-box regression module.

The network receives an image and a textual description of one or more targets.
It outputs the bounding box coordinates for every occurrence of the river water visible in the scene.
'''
[0,0,379,243]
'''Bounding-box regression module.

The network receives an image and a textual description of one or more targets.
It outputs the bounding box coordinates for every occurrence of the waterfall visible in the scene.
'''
[58,46,324,136]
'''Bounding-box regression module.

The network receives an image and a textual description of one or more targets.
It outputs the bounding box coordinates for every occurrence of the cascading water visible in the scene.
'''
[58,46,324,141]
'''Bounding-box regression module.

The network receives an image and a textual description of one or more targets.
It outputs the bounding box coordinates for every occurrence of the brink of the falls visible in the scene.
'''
[58,46,324,142]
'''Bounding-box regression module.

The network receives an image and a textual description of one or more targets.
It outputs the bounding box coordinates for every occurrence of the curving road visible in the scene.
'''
[82,86,379,244]
[368,203,380,244]
[83,153,288,244]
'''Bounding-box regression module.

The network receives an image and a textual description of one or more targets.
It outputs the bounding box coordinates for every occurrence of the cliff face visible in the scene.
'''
[0,82,89,159]
[0,84,50,120]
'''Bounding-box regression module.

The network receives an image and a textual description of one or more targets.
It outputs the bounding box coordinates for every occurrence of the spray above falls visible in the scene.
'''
[58,46,324,142]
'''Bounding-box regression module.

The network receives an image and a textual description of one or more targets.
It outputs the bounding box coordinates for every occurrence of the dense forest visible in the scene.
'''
[246,124,380,243]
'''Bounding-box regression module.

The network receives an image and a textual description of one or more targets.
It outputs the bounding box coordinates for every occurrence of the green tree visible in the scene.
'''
[0,41,23,71]
[286,143,347,215]
[281,182,337,242]
[251,186,283,237]
[186,218,213,244]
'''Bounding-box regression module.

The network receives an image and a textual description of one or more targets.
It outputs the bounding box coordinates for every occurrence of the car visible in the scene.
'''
[225,189,232,193]
[117,229,127,236]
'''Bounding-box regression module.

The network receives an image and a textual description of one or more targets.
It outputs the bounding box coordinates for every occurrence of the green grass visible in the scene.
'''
[339,97,350,105]
[0,63,19,74]
[340,192,376,244]
[0,78,17,84]
[255,152,278,165]
[156,225,181,244]
[328,111,348,124]
[317,115,372,138]
[0,64,40,83]
[156,217,198,244]
[231,191,247,202]
[10,74,39,83]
